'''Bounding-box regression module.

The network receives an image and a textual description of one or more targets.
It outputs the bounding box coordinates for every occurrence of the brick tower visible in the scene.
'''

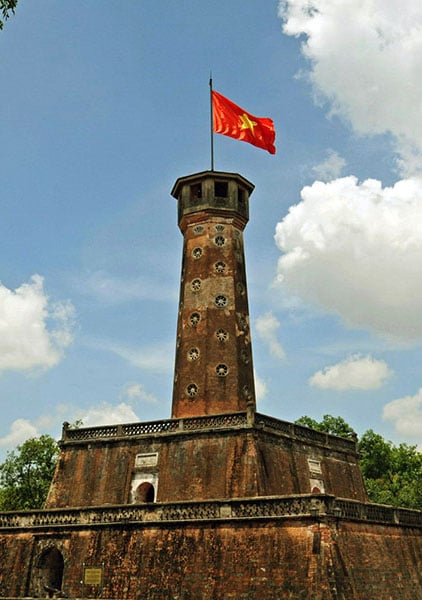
[0,168,420,599]
[171,170,256,418]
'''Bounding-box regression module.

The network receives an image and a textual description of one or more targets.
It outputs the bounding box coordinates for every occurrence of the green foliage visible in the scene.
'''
[0,435,59,510]
[295,415,422,510]
[359,430,422,510]
[0,0,17,29]
[295,414,356,438]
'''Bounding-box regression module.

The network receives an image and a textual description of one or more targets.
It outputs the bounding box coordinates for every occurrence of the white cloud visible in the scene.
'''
[73,402,140,427]
[0,419,39,447]
[120,383,159,404]
[254,370,268,402]
[279,0,422,174]
[255,312,286,360]
[383,387,422,439]
[309,354,393,390]
[274,176,422,340]
[0,275,75,372]
[312,150,346,181]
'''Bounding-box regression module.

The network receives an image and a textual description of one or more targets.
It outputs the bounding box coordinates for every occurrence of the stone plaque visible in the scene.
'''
[135,452,158,468]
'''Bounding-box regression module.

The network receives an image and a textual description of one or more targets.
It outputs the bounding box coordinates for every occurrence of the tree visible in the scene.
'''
[295,414,356,438]
[295,415,422,510]
[0,434,59,510]
[0,0,17,29]
[359,430,422,510]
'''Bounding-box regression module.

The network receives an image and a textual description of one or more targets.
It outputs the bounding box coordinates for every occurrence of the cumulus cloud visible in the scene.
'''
[312,150,346,181]
[0,275,75,372]
[120,383,159,404]
[383,387,422,439]
[0,419,39,448]
[279,0,422,173]
[255,312,286,360]
[309,354,393,390]
[274,176,422,340]
[73,402,140,427]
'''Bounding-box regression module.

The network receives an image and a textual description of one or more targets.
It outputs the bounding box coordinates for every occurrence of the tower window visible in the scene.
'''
[214,235,226,247]
[238,315,248,331]
[189,312,201,326]
[215,224,225,232]
[216,329,228,342]
[192,247,203,259]
[191,279,202,291]
[240,349,249,364]
[215,295,228,308]
[187,383,198,398]
[193,225,204,235]
[216,364,228,377]
[215,261,226,273]
[190,183,202,201]
[215,181,228,198]
[187,348,200,361]
[238,187,245,203]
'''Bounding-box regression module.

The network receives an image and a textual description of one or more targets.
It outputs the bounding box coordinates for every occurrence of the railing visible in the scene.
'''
[0,496,420,531]
[61,412,356,452]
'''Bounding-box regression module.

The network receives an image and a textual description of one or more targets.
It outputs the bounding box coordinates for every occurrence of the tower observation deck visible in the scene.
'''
[171,170,256,419]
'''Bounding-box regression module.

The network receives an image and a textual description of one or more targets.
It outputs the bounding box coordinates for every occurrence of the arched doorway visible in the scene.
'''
[135,481,155,502]
[32,547,64,597]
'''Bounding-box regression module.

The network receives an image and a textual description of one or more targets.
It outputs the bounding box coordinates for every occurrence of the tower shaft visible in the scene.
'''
[171,171,256,418]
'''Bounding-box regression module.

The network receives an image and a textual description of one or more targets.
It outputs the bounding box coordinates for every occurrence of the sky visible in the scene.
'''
[0,0,421,458]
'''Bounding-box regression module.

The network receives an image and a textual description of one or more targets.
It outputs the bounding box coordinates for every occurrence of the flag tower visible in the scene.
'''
[171,169,256,418]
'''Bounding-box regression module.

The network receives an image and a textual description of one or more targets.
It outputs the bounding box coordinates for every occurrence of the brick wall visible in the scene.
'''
[0,517,420,599]
[46,426,367,508]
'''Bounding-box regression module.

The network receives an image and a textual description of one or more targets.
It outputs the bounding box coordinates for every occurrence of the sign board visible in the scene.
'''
[84,567,103,586]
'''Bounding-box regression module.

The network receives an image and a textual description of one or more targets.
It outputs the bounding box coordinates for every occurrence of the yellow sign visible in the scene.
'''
[84,567,103,586]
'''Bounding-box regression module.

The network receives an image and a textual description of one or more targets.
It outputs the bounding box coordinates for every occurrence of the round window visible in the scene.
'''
[241,349,249,364]
[216,364,228,377]
[187,348,200,361]
[191,279,201,291]
[215,295,228,308]
[216,329,228,342]
[214,235,226,247]
[215,261,226,273]
[192,247,203,259]
[189,312,201,326]
[187,383,198,398]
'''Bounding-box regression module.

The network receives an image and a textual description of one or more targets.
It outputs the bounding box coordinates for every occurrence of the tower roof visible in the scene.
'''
[171,170,255,199]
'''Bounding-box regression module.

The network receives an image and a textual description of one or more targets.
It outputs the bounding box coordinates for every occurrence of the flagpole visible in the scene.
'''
[209,75,214,171]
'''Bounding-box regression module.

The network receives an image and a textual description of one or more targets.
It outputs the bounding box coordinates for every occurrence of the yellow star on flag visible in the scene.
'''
[239,113,257,136]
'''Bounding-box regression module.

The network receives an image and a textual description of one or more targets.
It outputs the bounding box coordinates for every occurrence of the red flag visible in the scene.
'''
[212,90,276,155]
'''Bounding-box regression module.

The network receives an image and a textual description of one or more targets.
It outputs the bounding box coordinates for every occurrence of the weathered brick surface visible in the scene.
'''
[0,518,420,599]
[46,428,367,508]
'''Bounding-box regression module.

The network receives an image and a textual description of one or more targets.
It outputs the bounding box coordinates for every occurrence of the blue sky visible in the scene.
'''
[0,0,421,458]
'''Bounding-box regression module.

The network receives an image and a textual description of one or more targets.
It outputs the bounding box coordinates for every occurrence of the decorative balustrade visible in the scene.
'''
[0,496,420,531]
[61,412,356,452]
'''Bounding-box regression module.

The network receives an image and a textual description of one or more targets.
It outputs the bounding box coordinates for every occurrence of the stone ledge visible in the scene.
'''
[60,411,357,454]
[0,495,420,531]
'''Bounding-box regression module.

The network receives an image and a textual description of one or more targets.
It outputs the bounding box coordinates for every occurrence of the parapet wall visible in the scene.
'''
[0,495,420,599]
[46,412,367,508]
